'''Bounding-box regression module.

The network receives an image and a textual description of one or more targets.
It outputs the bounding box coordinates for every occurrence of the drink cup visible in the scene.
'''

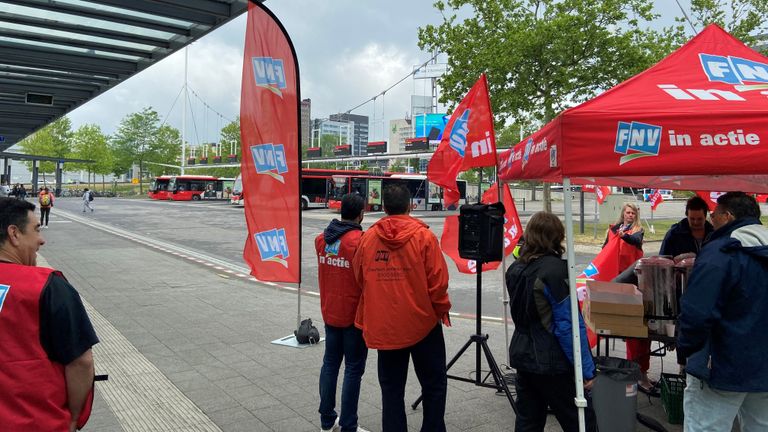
[665,323,676,337]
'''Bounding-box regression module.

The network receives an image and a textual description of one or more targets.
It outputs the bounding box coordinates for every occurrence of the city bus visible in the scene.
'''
[327,173,468,212]
[230,168,371,209]
[167,175,231,201]
[148,175,172,200]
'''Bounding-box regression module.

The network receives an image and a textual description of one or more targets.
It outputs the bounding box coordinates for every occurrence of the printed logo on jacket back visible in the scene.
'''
[254,228,290,268]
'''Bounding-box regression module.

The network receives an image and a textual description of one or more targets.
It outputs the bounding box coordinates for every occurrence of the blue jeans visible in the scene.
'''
[319,324,368,432]
[377,324,447,432]
[684,374,768,431]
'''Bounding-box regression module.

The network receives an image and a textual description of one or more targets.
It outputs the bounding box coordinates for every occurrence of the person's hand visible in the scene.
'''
[584,378,595,391]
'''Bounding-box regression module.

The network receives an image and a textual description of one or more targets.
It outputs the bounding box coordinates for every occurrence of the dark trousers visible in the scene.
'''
[319,324,368,432]
[377,324,447,432]
[40,207,50,226]
[514,370,596,432]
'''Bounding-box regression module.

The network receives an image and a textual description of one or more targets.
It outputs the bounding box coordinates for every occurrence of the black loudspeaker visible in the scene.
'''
[458,202,505,262]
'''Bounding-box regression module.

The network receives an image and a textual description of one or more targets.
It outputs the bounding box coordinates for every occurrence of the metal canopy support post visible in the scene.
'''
[31,161,38,194]
[563,177,587,432]
[55,161,63,196]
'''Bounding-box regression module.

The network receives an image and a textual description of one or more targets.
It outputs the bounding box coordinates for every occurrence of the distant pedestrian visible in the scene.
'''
[38,187,53,228]
[18,184,27,200]
[316,193,369,432]
[353,183,452,432]
[0,197,99,431]
[82,188,94,213]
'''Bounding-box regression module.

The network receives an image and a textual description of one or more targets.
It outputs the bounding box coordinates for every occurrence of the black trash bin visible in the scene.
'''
[592,356,641,432]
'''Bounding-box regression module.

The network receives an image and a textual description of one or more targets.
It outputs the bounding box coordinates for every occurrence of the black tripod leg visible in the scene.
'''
[480,339,518,414]
[411,336,474,410]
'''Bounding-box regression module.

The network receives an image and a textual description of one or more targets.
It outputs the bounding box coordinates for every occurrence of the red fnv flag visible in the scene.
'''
[441,183,522,274]
[650,189,664,211]
[427,74,497,207]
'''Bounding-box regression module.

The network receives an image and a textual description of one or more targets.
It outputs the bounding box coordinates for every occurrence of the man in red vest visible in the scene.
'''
[0,197,99,431]
[316,193,369,432]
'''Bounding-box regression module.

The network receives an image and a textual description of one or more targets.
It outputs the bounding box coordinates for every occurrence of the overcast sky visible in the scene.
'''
[60,0,688,146]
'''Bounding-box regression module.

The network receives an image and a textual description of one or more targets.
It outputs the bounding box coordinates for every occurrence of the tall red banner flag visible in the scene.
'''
[441,183,523,274]
[427,74,497,207]
[240,2,301,283]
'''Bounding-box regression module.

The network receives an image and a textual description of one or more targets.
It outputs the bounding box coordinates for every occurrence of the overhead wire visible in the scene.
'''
[674,0,699,35]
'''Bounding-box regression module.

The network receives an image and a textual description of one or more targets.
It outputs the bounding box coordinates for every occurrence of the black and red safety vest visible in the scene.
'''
[0,263,93,431]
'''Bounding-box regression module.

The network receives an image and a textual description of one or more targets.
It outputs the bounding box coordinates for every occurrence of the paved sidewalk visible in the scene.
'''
[38,210,682,431]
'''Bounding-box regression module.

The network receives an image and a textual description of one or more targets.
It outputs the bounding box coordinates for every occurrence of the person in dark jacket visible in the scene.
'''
[315,193,369,432]
[506,211,596,432]
[678,192,768,431]
[659,195,714,258]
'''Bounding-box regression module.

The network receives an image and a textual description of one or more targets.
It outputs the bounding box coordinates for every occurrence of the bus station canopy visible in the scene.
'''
[0,0,250,153]
[497,24,768,193]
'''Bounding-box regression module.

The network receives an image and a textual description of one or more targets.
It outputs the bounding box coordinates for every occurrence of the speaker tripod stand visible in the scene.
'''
[411,261,518,414]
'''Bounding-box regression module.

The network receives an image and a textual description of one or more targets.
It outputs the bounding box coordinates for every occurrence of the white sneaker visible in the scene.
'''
[355,427,370,432]
[320,418,339,432]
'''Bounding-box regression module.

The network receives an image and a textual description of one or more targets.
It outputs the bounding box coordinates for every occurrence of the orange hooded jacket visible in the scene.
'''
[353,215,451,350]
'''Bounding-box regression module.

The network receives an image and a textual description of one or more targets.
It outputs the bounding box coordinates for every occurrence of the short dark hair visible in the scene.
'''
[340,193,365,220]
[0,197,36,246]
[382,183,411,215]
[519,211,565,263]
[717,191,760,220]
[685,196,709,215]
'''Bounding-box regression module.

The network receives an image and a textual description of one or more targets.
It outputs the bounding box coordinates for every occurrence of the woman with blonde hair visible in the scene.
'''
[603,202,652,390]
[506,211,596,431]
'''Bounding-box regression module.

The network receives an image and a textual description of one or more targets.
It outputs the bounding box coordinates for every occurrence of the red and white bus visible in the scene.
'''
[148,175,172,200]
[167,175,232,201]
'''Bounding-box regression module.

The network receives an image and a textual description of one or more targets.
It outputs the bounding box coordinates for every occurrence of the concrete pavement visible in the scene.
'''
[37,206,682,431]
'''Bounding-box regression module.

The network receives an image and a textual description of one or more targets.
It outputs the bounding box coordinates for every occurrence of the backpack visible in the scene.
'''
[294,318,320,344]
[40,193,51,207]
[88,192,94,202]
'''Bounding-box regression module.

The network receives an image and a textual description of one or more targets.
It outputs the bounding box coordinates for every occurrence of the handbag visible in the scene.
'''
[295,318,320,344]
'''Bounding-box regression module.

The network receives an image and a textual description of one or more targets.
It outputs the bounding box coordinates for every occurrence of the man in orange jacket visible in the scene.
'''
[316,193,369,432]
[353,183,451,432]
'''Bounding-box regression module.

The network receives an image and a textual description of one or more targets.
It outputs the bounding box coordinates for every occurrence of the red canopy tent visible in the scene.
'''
[496,24,768,429]
[498,24,768,192]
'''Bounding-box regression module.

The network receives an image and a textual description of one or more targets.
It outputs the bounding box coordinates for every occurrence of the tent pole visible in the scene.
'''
[496,176,511,366]
[563,178,587,432]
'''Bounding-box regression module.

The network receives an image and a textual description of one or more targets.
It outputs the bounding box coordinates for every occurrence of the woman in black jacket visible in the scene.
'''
[506,211,596,432]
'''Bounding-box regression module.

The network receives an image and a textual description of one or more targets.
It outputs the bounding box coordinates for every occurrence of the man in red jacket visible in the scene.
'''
[0,197,98,432]
[353,183,451,432]
[316,193,369,432]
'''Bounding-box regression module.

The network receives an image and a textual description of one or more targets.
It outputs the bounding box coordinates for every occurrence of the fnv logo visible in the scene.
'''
[0,284,9,314]
[254,228,290,268]
[583,263,599,279]
[614,121,662,165]
[699,54,768,91]
[252,57,287,97]
[251,143,288,183]
[448,109,471,157]
[374,250,390,262]
[521,138,534,170]
[324,240,340,256]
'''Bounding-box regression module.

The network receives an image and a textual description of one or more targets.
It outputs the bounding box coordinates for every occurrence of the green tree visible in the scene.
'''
[389,159,406,173]
[319,134,341,158]
[419,0,674,210]
[18,117,73,180]
[70,124,112,190]
[220,117,241,159]
[110,107,170,194]
[671,0,768,51]
[150,125,182,177]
